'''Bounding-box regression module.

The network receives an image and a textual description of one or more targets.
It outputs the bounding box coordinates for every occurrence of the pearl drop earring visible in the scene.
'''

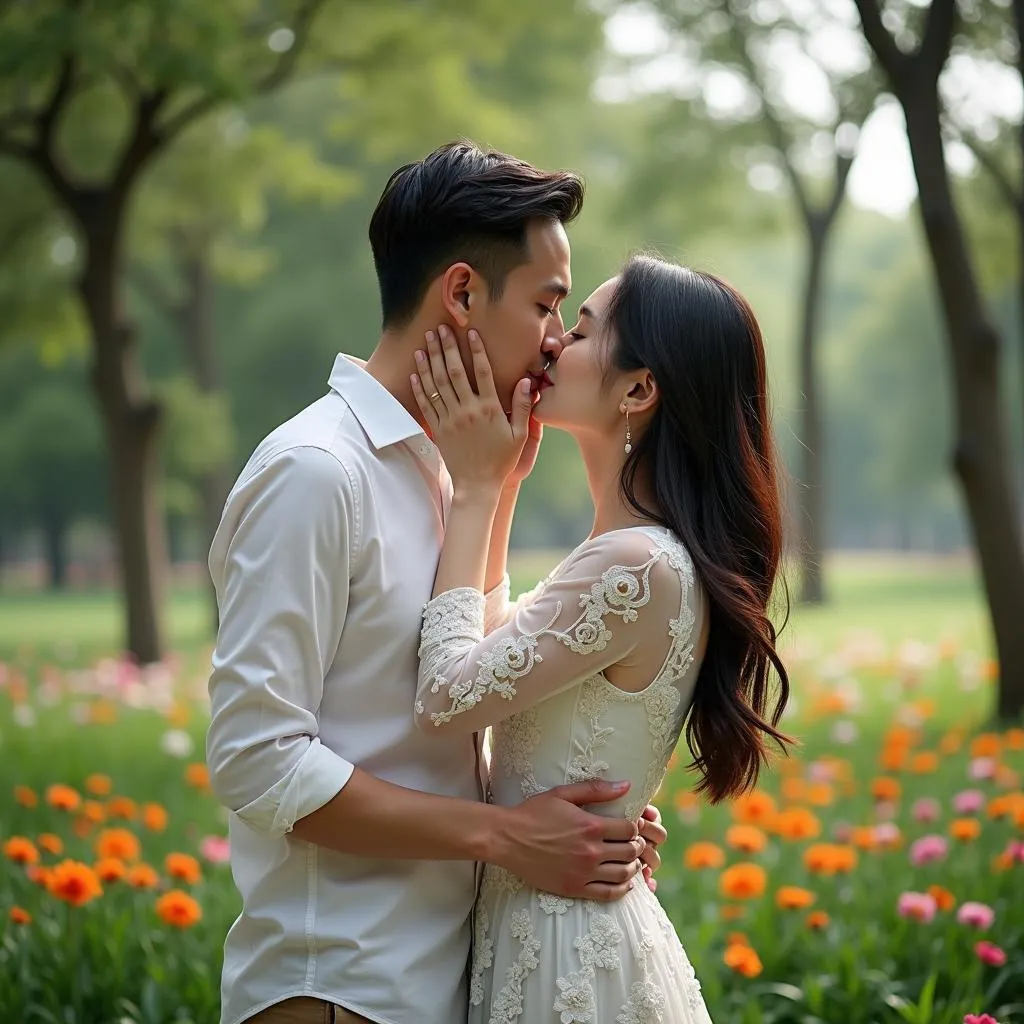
[624,408,632,455]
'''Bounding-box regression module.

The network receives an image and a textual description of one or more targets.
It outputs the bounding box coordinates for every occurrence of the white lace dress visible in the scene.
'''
[417,525,714,1024]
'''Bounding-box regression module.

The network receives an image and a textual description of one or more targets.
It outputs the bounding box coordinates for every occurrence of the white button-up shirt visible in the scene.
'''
[207,355,485,1024]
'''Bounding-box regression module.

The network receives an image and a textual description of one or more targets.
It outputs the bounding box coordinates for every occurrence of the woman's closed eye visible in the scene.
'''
[537,304,556,318]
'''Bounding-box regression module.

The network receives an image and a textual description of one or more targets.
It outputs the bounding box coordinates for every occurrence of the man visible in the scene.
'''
[206,141,665,1024]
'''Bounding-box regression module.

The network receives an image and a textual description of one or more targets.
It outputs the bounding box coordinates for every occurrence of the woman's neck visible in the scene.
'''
[575,432,660,539]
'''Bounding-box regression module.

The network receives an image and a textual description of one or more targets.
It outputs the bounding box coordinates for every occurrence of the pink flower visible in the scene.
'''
[1003,840,1024,865]
[897,891,937,922]
[973,943,1006,969]
[912,797,941,823]
[875,801,898,822]
[909,835,948,866]
[199,835,231,864]
[957,901,995,929]
[953,789,985,815]
[965,1013,1001,1024]
[874,823,901,848]
[968,757,997,780]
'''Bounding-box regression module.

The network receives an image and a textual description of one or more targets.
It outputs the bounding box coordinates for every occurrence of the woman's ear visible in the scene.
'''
[440,262,477,328]
[626,371,659,415]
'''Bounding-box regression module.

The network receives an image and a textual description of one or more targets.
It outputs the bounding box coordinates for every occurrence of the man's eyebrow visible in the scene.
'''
[541,280,570,299]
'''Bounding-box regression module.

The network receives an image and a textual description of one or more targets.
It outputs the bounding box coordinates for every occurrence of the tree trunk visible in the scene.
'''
[80,202,167,663]
[180,251,229,631]
[41,507,68,589]
[797,218,829,605]
[905,84,1024,720]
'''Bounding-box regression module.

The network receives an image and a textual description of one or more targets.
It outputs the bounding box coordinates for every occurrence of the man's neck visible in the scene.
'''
[364,328,427,430]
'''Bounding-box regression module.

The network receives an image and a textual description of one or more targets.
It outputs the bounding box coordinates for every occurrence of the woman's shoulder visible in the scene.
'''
[562,525,697,596]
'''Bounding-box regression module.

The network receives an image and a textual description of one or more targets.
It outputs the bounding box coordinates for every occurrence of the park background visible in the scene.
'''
[1,1,1023,1022]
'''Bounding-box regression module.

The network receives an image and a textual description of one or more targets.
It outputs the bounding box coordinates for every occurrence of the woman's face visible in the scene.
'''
[533,276,626,438]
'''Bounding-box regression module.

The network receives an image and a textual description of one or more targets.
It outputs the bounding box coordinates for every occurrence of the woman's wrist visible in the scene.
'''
[451,482,505,508]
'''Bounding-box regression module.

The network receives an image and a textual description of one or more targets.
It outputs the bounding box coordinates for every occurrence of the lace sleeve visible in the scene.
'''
[415,531,686,736]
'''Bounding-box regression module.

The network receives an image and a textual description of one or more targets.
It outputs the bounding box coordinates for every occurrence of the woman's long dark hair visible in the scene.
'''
[605,255,793,803]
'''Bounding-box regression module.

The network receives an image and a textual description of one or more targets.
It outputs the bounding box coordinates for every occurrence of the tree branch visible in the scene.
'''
[111,89,170,196]
[157,0,329,144]
[825,150,855,224]
[852,0,910,84]
[918,0,957,84]
[953,126,1021,217]
[38,55,76,151]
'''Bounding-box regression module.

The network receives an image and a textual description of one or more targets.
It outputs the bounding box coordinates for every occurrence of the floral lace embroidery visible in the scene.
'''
[488,909,541,1024]
[495,707,543,798]
[538,892,574,915]
[575,913,624,970]
[615,980,666,1024]
[469,901,493,1007]
[418,555,659,726]
[554,968,597,1023]
[567,677,613,784]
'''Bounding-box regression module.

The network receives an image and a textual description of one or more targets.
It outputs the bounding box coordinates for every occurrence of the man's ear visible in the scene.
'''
[624,371,659,416]
[440,262,479,328]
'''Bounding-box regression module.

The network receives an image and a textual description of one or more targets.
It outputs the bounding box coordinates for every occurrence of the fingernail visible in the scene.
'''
[614,780,630,791]
[415,350,425,363]
[439,325,448,338]
[468,329,479,342]
[520,379,531,394]
[425,331,435,343]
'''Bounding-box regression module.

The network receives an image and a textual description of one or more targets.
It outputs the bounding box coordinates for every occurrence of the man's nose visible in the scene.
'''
[541,332,564,363]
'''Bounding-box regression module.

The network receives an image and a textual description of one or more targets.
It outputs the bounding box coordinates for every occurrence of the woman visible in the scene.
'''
[409,254,792,1023]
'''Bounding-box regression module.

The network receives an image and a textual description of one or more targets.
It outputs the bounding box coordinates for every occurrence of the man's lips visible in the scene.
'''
[528,370,554,393]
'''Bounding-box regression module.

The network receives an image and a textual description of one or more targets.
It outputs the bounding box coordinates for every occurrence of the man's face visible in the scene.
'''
[470,219,571,405]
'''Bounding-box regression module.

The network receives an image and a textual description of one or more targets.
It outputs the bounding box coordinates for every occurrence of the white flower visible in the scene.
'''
[831,720,859,745]
[160,728,194,758]
[554,969,596,1023]
[13,704,37,728]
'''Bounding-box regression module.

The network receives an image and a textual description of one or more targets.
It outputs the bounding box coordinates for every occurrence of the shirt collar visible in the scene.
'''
[328,354,426,451]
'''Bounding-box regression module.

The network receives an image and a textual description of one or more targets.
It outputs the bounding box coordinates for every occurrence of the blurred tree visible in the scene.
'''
[0,349,106,588]
[0,0,599,660]
[853,0,1024,718]
[638,0,878,603]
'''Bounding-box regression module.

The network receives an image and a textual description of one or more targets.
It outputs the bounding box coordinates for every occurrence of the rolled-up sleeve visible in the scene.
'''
[206,445,357,837]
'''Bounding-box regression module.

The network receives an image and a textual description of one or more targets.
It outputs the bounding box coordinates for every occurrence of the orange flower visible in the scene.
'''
[871,777,901,802]
[950,818,981,842]
[94,828,141,863]
[987,794,1023,820]
[726,931,750,947]
[185,763,210,790]
[684,842,725,870]
[806,910,830,930]
[141,803,168,832]
[73,818,93,839]
[1005,728,1024,751]
[723,942,762,977]
[720,863,766,900]
[85,774,112,796]
[773,807,821,841]
[781,778,808,803]
[167,703,191,728]
[971,733,1002,758]
[927,885,956,912]
[673,790,699,813]
[9,906,31,925]
[80,800,106,824]
[47,860,103,907]
[126,863,160,889]
[3,836,39,865]
[726,825,768,854]
[720,904,746,921]
[155,889,202,928]
[776,886,815,910]
[14,785,38,808]
[851,827,878,851]
[106,796,137,820]
[731,791,777,825]
[939,733,962,755]
[803,843,858,875]
[94,857,127,883]
[27,865,53,888]
[89,701,118,725]
[165,852,202,885]
[879,747,907,772]
[909,752,939,774]
[46,784,81,812]
[805,783,835,807]
[37,833,63,856]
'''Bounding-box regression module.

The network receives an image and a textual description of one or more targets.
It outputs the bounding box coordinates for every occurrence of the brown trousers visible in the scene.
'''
[247,996,373,1023]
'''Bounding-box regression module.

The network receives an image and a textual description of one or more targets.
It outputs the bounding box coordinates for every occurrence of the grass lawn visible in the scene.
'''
[2,551,1020,1023]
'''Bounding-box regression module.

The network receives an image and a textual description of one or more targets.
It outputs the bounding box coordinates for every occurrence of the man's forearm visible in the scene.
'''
[485,483,519,593]
[290,766,512,862]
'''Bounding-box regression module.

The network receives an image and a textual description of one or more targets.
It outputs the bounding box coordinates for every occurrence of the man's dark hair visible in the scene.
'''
[368,140,584,328]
